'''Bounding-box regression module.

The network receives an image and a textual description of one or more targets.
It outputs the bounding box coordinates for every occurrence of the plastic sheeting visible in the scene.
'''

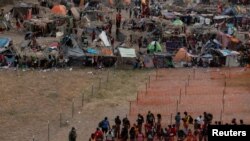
[99,31,111,47]
[118,47,136,58]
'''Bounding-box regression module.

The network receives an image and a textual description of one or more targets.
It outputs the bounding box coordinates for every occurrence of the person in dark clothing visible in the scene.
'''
[92,29,96,42]
[121,126,129,141]
[122,117,131,129]
[69,127,77,141]
[129,127,136,141]
[136,114,144,131]
[115,116,122,138]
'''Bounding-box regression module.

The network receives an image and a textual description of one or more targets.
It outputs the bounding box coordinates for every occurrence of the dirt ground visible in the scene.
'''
[0,67,250,141]
[0,68,152,141]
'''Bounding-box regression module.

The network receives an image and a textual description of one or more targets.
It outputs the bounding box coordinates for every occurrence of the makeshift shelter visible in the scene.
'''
[0,37,12,53]
[12,2,39,20]
[216,49,240,67]
[173,47,192,63]
[51,5,67,16]
[147,41,162,54]
[118,47,136,58]
[152,53,174,68]
[60,35,85,59]
[172,19,184,26]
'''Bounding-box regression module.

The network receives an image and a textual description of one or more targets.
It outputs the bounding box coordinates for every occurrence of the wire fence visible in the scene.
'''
[129,68,250,125]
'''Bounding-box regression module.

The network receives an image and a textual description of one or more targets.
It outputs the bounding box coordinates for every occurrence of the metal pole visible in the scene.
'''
[176,100,179,113]
[82,93,84,107]
[60,112,62,128]
[179,88,181,104]
[129,101,132,116]
[107,71,109,83]
[99,78,101,90]
[185,82,187,95]
[193,68,195,79]
[48,121,50,141]
[91,84,94,96]
[148,76,150,88]
[137,91,139,103]
[220,109,223,122]
[170,113,173,125]
[72,99,74,118]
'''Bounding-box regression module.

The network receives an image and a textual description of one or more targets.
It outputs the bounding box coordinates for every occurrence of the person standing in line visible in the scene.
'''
[69,127,77,141]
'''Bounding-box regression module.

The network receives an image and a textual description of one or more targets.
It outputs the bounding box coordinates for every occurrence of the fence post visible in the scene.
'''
[179,88,181,104]
[146,83,148,95]
[60,111,62,128]
[148,76,151,88]
[170,113,173,125]
[185,82,187,95]
[82,93,84,107]
[72,99,74,118]
[129,101,132,116]
[137,91,139,104]
[107,71,109,83]
[220,109,223,123]
[188,75,190,86]
[176,100,179,113]
[91,84,94,96]
[48,121,50,141]
[99,78,101,90]
[156,68,158,80]
[193,68,195,79]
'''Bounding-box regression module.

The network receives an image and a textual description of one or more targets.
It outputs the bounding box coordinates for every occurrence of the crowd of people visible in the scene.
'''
[68,111,245,141]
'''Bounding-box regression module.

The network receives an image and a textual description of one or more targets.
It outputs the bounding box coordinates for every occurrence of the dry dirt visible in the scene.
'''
[0,68,151,141]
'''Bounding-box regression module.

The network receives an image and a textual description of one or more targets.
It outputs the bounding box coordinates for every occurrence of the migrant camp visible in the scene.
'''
[0,0,250,141]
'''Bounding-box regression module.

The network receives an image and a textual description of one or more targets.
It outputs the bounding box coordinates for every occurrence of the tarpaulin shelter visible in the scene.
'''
[98,31,111,47]
[51,5,67,16]
[215,49,240,67]
[61,35,85,59]
[0,37,12,53]
[118,47,136,58]
[173,47,192,62]
[172,19,184,26]
[12,2,39,20]
[147,41,162,54]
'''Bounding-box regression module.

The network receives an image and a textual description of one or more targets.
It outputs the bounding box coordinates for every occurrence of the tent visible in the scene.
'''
[172,19,184,26]
[12,2,39,19]
[216,49,240,67]
[51,5,67,16]
[99,31,111,47]
[118,48,136,58]
[173,47,192,62]
[0,37,11,53]
[147,41,162,54]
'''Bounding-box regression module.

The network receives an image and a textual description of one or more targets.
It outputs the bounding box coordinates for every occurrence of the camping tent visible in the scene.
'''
[172,19,184,26]
[147,41,162,54]
[173,47,192,62]
[51,5,67,16]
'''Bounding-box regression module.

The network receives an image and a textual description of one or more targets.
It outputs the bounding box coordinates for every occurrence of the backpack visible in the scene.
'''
[188,115,193,124]
[98,121,103,127]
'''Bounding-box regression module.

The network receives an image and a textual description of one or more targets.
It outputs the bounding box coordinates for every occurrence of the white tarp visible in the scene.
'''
[118,47,136,58]
[71,7,80,20]
[99,31,111,47]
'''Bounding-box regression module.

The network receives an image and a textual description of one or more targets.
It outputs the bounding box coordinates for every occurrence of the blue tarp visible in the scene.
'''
[87,48,99,54]
[0,38,10,48]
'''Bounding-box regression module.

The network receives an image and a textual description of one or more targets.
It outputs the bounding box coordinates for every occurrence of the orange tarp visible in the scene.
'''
[51,5,67,15]
[173,47,192,62]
